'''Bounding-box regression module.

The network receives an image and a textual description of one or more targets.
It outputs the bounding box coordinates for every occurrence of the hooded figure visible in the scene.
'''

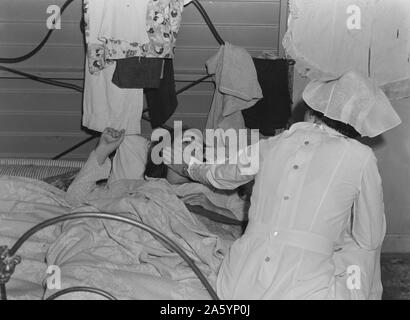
[169,71,401,299]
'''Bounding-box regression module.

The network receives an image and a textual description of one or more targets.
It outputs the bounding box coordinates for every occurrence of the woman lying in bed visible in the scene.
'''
[66,127,249,226]
[0,127,249,300]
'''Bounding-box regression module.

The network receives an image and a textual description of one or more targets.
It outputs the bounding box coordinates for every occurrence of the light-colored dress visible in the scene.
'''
[83,0,144,134]
[188,122,386,299]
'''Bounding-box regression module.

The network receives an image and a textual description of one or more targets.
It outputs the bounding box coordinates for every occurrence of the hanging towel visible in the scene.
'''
[205,42,263,134]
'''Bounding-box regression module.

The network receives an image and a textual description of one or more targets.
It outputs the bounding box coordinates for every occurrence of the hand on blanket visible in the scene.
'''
[95,127,125,165]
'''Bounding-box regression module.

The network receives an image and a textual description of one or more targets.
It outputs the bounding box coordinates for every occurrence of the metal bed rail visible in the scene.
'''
[0,212,219,300]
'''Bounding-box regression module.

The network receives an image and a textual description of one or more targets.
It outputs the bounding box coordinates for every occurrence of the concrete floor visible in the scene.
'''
[381,253,410,300]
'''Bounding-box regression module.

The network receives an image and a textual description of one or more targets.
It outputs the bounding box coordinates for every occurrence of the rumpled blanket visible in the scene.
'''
[0,177,235,300]
[0,176,70,300]
[205,42,263,135]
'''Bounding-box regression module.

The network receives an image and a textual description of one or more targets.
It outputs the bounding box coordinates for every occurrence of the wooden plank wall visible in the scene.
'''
[0,0,284,159]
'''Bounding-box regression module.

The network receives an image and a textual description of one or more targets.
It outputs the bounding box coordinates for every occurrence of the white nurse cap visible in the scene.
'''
[302,71,402,137]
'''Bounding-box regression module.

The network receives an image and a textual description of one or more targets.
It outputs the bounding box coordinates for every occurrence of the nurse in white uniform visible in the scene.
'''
[168,71,401,299]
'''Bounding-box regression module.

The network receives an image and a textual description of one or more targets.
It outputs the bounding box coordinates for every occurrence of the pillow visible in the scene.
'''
[108,135,150,182]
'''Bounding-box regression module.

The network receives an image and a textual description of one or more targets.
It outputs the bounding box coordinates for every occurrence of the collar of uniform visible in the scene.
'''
[286,122,346,138]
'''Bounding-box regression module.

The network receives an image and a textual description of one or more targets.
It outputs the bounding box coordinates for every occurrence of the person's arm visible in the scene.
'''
[188,138,272,190]
[352,152,386,250]
[66,128,125,205]
[339,152,386,300]
[108,135,149,183]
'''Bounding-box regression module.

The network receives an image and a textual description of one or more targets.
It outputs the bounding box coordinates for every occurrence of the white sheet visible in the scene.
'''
[0,177,237,300]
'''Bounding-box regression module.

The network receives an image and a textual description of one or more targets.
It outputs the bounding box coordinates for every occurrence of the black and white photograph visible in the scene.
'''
[0,0,409,309]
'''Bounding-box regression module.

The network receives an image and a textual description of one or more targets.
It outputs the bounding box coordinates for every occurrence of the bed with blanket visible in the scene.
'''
[0,158,246,300]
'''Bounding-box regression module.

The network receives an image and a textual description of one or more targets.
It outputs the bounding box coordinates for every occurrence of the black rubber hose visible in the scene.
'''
[7,212,219,300]
[176,74,213,95]
[52,135,95,160]
[0,0,83,93]
[0,0,224,63]
[0,0,77,63]
[192,0,224,46]
[0,65,83,92]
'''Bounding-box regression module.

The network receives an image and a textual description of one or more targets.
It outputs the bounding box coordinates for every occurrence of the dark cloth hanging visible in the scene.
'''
[242,58,292,136]
[144,59,178,129]
[112,57,164,89]
[112,57,178,129]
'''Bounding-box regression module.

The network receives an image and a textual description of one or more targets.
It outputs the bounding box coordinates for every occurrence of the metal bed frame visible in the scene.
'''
[0,0,294,300]
[0,212,219,300]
